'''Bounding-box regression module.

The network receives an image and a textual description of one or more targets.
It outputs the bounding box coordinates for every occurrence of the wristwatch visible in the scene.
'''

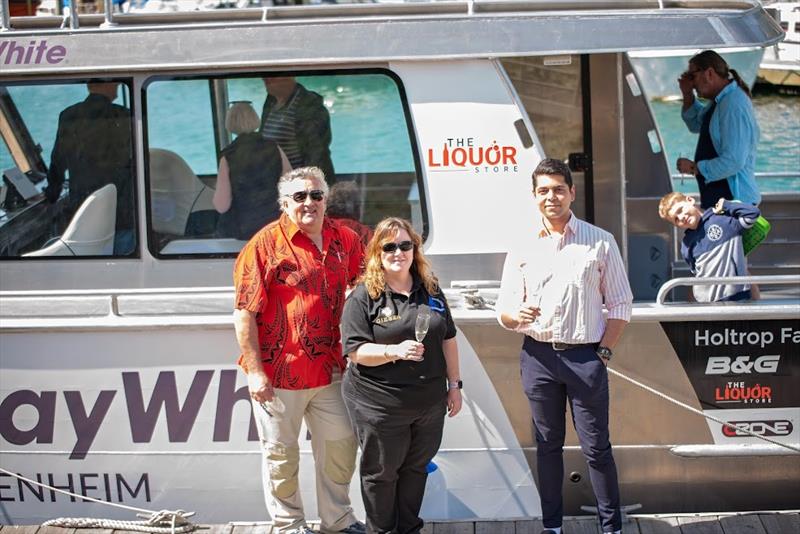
[597,346,613,361]
[448,380,463,390]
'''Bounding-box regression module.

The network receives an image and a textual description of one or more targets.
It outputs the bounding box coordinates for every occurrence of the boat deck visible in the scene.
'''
[4,512,800,534]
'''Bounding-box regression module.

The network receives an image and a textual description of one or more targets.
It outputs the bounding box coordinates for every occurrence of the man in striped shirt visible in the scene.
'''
[497,158,633,534]
[260,77,336,181]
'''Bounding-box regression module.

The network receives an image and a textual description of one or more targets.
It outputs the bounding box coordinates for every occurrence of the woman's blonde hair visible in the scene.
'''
[362,217,438,300]
[225,101,260,135]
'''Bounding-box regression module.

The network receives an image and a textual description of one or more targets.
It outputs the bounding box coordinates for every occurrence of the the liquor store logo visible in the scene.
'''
[722,420,793,438]
[705,355,780,375]
[714,381,772,405]
[427,137,519,174]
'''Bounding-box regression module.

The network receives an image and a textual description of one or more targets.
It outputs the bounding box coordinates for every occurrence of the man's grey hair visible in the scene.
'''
[277,166,329,208]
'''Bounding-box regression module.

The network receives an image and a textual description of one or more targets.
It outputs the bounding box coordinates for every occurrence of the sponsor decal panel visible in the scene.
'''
[720,420,793,438]
[661,320,800,410]
[427,137,519,174]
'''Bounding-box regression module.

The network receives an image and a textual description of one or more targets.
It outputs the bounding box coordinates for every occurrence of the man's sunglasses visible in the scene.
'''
[288,190,325,203]
[382,241,414,253]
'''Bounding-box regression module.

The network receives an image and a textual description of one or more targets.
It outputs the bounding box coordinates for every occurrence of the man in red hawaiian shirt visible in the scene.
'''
[233,167,366,534]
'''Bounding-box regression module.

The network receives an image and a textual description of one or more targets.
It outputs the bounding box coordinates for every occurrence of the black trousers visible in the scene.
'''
[520,338,621,533]
[342,372,446,534]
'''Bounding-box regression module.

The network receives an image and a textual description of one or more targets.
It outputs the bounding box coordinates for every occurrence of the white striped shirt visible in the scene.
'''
[496,213,633,343]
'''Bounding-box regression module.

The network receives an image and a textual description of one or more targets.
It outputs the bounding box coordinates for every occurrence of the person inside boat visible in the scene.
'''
[44,81,135,255]
[260,76,336,182]
[213,101,291,241]
[340,216,462,534]
[676,50,761,210]
[496,158,633,534]
[233,166,366,534]
[658,192,760,302]
[326,180,373,247]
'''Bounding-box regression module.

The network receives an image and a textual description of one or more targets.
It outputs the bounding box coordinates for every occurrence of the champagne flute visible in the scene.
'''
[415,308,431,343]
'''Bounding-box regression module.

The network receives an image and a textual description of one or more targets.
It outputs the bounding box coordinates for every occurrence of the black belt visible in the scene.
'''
[535,340,595,351]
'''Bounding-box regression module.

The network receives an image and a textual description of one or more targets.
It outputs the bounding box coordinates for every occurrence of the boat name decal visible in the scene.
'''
[0,369,255,460]
[0,471,151,504]
[427,137,519,174]
[0,40,67,65]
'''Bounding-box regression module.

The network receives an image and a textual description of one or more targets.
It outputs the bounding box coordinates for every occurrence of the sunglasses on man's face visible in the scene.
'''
[288,190,325,203]
[382,241,414,253]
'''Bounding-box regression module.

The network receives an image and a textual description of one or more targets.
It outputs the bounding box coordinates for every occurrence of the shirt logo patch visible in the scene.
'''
[707,224,724,242]
[428,296,446,313]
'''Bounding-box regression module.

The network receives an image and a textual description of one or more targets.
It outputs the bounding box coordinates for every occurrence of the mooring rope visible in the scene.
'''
[607,367,800,453]
[0,466,197,533]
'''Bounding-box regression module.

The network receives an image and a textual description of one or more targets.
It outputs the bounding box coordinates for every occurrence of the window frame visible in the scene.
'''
[141,67,426,260]
[0,76,139,261]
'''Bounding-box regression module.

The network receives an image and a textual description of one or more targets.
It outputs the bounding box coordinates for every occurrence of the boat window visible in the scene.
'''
[143,71,421,257]
[0,80,137,259]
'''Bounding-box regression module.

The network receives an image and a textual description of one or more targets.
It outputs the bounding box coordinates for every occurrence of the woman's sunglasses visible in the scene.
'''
[382,240,414,253]
[288,190,325,203]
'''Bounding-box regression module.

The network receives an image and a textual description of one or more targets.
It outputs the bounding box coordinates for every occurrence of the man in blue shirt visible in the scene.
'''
[675,50,760,209]
[659,192,760,302]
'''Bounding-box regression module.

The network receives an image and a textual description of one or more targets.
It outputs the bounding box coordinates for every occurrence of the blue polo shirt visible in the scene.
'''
[681,201,760,302]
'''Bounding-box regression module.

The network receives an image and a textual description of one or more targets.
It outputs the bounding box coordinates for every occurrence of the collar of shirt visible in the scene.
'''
[714,80,738,105]
[536,212,577,241]
[278,212,335,252]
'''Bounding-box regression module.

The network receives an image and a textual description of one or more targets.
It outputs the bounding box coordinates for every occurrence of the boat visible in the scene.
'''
[759,1,800,91]
[627,46,765,100]
[1,0,798,526]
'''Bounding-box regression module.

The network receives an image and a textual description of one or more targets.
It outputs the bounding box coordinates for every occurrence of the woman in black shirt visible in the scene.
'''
[341,217,462,534]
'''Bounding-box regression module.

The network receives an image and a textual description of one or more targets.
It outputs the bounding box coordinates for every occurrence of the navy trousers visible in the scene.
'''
[520,337,621,533]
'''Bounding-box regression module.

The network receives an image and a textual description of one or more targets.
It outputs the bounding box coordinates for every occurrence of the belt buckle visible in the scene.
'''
[552,342,569,351]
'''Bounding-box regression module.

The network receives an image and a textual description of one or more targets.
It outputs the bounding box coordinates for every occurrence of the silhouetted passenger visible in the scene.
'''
[46,82,135,254]
[326,181,373,247]
[260,77,335,181]
[214,101,291,241]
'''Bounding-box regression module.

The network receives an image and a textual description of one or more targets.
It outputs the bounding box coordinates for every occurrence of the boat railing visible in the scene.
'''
[0,0,767,32]
[656,274,800,304]
[670,171,800,181]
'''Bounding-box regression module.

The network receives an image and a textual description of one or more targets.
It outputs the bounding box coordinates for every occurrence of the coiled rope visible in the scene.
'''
[607,367,800,453]
[0,466,197,533]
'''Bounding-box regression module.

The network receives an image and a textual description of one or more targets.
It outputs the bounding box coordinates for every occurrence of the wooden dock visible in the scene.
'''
[3,512,798,534]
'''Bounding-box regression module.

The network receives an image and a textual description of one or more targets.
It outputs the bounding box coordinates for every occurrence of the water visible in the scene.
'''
[650,96,800,194]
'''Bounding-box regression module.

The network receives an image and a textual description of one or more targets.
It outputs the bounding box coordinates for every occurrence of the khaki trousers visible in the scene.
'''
[252,372,358,533]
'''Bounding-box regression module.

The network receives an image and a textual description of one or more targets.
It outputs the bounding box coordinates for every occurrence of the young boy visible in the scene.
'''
[658,192,760,302]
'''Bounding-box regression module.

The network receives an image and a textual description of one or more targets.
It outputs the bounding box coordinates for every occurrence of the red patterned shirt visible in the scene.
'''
[234,214,364,389]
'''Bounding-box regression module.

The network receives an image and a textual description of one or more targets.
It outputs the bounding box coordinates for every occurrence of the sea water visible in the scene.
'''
[651,96,800,193]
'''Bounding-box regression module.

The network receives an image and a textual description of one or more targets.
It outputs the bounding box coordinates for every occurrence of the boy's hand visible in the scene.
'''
[713,198,726,215]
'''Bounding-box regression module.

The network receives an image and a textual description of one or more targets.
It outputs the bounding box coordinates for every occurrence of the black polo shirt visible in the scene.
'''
[341,277,456,407]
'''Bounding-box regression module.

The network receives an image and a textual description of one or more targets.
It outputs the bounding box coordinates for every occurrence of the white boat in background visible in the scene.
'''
[627,46,764,100]
[760,1,800,89]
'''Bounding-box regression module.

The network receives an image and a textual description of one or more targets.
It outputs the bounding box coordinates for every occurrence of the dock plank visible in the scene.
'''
[432,523,474,534]
[475,520,514,534]
[0,527,41,534]
[636,516,680,534]
[420,522,434,534]
[757,513,800,534]
[677,516,723,534]
[198,525,233,534]
[718,514,766,534]
[229,524,272,534]
[563,517,601,534]
[515,519,545,534]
